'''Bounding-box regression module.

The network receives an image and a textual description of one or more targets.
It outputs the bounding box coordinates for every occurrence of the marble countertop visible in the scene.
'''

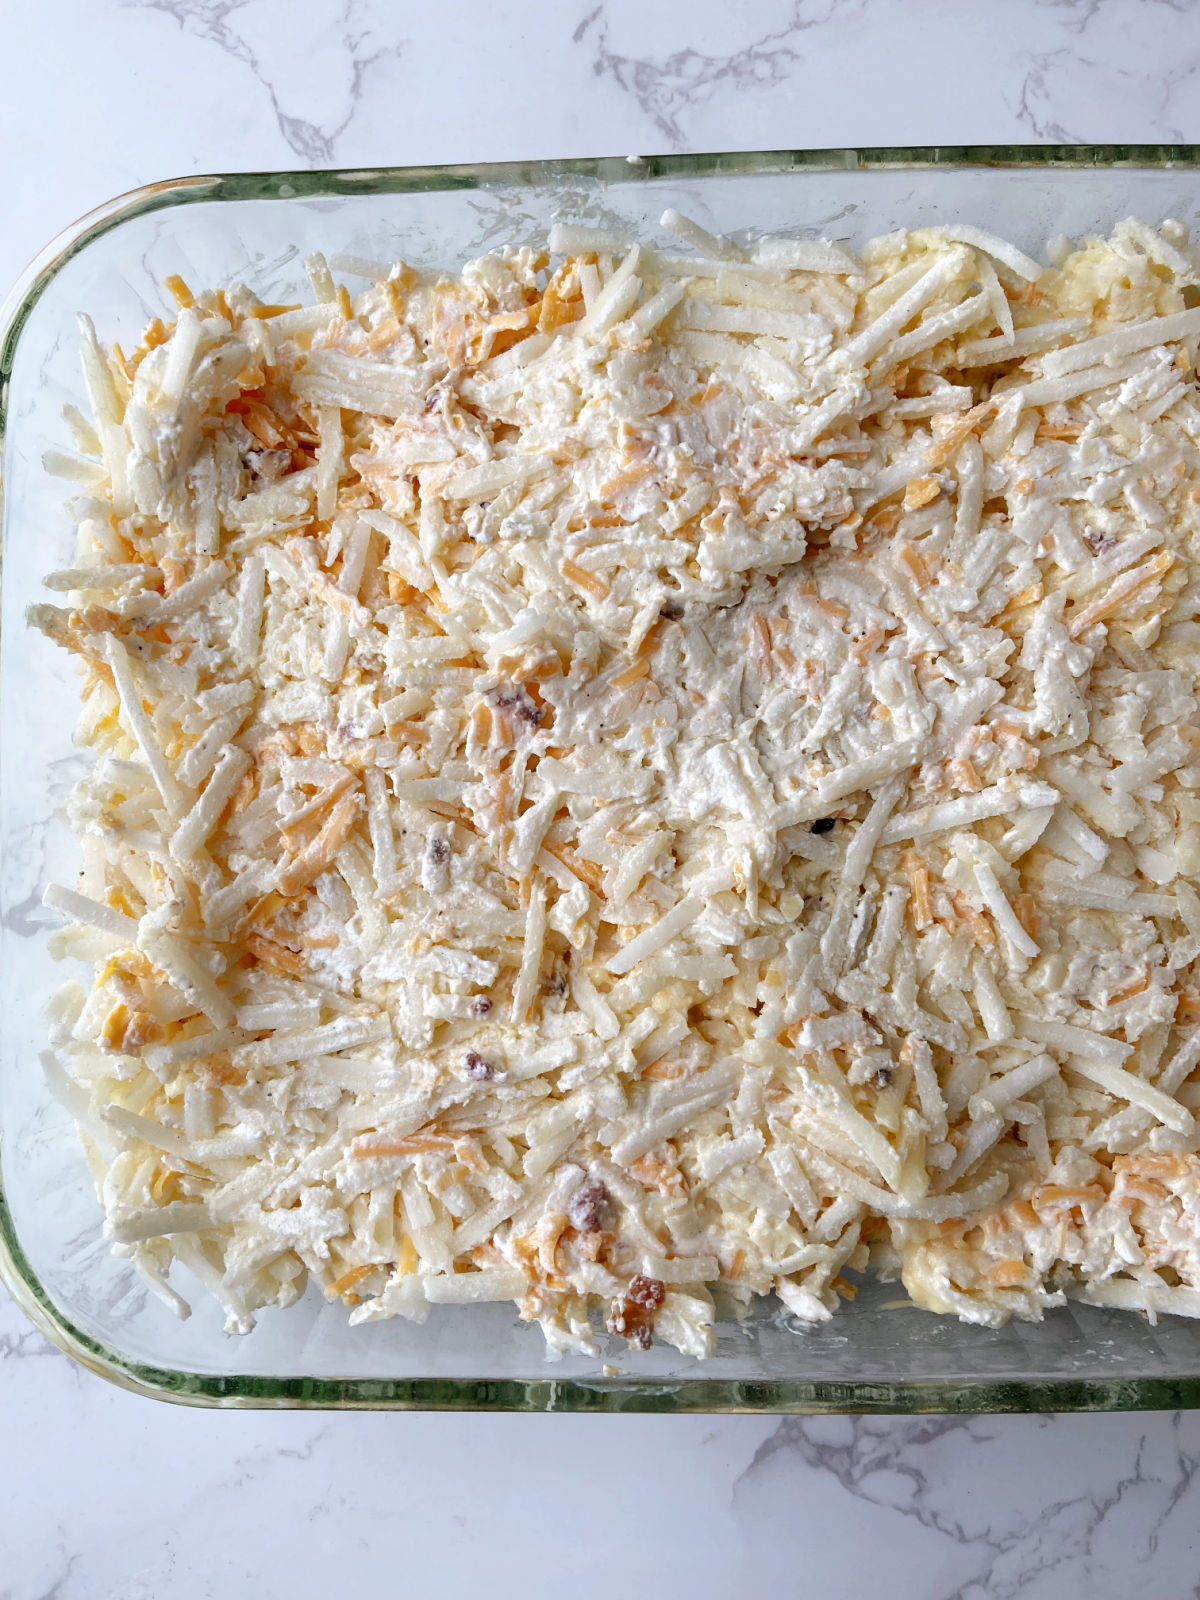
[5,2,1200,1595]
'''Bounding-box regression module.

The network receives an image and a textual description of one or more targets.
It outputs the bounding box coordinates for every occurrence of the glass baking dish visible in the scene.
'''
[5,146,1200,1411]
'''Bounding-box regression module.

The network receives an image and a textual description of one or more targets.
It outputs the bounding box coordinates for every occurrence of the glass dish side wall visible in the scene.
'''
[4,150,1200,1409]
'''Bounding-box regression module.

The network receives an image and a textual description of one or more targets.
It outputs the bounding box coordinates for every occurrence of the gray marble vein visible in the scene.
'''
[122,0,406,161]
[735,1411,1200,1598]
[576,1,868,146]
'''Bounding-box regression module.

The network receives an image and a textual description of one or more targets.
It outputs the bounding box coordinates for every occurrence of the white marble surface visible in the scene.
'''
[5,2,1200,1595]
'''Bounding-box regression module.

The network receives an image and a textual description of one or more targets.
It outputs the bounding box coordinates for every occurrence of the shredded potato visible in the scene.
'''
[31,214,1200,1355]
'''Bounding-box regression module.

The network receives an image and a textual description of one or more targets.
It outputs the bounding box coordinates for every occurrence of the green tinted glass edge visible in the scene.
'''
[5,145,1200,1410]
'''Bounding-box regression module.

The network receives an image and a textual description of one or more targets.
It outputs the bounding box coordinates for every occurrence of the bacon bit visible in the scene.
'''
[903,477,940,513]
[608,1274,665,1349]
[560,556,609,600]
[568,1182,615,1234]
[463,1050,496,1082]
[243,931,307,978]
[896,542,930,586]
[326,1263,378,1300]
[277,789,361,896]
[902,850,933,930]
[1068,551,1174,638]
[611,656,650,689]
